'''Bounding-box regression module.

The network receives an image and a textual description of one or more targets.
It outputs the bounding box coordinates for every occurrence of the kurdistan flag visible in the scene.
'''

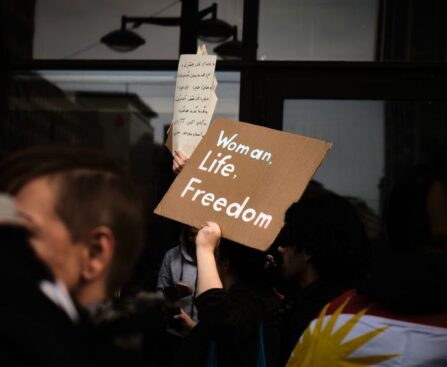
[286,290,447,367]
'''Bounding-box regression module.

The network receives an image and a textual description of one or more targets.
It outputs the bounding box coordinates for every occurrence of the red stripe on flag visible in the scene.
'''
[326,289,447,329]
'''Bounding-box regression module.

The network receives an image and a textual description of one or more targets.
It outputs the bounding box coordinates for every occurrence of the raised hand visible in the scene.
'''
[172,150,189,175]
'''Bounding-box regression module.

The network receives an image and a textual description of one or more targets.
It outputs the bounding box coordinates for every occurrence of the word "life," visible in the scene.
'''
[198,150,235,177]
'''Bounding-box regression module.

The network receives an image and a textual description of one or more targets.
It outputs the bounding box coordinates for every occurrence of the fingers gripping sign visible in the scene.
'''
[196,221,221,253]
[173,150,189,175]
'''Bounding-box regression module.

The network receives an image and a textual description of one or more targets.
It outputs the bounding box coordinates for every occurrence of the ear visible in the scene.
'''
[303,251,312,263]
[81,225,115,282]
[296,247,312,263]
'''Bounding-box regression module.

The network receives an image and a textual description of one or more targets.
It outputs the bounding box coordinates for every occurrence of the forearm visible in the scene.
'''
[196,248,223,295]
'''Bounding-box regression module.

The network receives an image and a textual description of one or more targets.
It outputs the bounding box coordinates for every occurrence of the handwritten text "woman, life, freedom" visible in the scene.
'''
[180,130,274,229]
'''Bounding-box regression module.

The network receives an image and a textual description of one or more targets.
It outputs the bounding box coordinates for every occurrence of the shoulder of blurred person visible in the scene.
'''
[86,291,168,367]
[277,278,346,365]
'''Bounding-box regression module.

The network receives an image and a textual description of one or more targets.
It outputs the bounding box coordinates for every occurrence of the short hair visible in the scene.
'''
[0,145,144,294]
[279,190,370,287]
[218,238,278,286]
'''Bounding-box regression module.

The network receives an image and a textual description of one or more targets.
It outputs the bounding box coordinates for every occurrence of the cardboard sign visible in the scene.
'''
[155,118,332,251]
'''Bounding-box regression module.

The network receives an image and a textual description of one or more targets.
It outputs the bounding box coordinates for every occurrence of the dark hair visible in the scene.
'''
[345,196,382,242]
[384,154,447,251]
[280,191,370,287]
[0,145,144,294]
[218,238,277,286]
[0,145,129,194]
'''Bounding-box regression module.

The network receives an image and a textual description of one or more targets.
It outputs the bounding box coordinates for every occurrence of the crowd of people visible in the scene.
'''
[0,144,446,367]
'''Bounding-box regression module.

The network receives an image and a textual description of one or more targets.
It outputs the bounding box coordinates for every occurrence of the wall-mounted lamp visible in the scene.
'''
[196,4,233,43]
[100,1,236,56]
[213,25,242,59]
[101,17,146,52]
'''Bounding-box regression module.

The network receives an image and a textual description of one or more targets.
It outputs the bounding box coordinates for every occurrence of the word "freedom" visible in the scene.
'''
[181,177,272,229]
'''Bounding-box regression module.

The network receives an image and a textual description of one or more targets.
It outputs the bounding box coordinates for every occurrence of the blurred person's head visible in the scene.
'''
[277,190,370,289]
[184,225,199,245]
[216,238,277,290]
[384,153,447,253]
[0,146,144,305]
[345,196,382,242]
[181,225,199,259]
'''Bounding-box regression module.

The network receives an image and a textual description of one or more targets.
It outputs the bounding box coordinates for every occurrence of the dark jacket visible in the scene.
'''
[0,227,122,367]
[278,279,346,365]
[174,282,281,367]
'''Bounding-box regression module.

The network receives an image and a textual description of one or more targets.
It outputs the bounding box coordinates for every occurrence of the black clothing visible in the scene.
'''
[174,283,281,367]
[90,295,168,367]
[278,279,346,366]
[0,227,121,367]
[0,227,92,366]
[358,250,447,314]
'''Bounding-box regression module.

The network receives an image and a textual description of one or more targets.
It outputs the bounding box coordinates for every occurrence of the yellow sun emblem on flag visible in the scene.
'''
[286,298,400,367]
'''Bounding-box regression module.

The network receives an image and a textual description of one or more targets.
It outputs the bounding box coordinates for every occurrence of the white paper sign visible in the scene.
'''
[172,52,217,158]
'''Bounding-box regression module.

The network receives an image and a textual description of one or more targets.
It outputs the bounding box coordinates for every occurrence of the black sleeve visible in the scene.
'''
[194,288,264,341]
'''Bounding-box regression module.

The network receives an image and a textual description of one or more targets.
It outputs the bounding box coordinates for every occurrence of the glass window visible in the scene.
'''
[4,69,239,205]
[258,0,379,61]
[34,0,180,59]
[29,0,243,60]
[283,100,384,213]
[5,70,239,147]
